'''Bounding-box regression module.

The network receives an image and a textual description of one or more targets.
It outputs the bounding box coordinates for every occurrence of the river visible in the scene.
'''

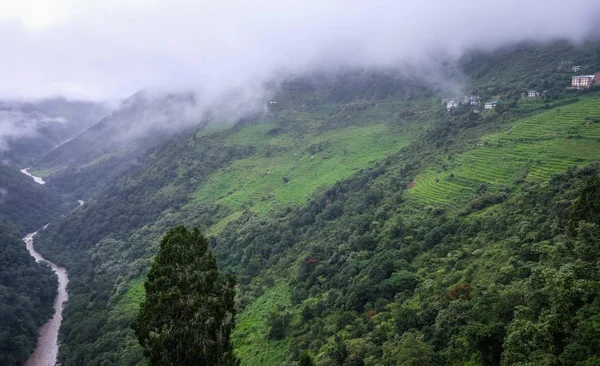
[20,168,46,185]
[23,232,69,366]
[20,168,68,366]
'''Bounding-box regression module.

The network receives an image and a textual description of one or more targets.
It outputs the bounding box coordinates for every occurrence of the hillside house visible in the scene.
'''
[446,100,459,110]
[572,65,581,72]
[572,75,595,88]
[464,95,480,105]
[528,90,540,97]
[484,101,499,109]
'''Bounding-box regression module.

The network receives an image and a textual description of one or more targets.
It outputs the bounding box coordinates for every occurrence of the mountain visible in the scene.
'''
[27,40,600,365]
[0,98,110,168]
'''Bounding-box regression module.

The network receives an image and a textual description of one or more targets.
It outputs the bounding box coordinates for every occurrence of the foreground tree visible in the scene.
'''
[132,225,238,365]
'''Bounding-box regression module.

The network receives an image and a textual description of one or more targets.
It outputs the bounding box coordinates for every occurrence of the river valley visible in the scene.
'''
[20,168,68,366]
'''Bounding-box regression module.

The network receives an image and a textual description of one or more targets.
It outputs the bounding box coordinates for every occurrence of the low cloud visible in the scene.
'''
[0,0,598,102]
[0,105,67,151]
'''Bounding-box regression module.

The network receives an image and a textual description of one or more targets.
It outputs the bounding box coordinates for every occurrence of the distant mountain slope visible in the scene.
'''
[0,98,109,167]
[33,92,201,198]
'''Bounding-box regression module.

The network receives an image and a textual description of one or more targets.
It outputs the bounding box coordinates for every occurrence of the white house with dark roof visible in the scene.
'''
[484,101,499,109]
[467,96,480,105]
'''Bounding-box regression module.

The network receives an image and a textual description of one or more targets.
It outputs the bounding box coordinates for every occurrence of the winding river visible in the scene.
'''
[23,232,68,366]
[20,169,68,366]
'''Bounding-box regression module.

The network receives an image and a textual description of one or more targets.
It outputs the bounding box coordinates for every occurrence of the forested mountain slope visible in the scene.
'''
[31,41,600,365]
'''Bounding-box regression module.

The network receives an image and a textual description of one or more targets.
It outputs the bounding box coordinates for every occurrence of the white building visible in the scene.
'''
[527,90,540,97]
[446,100,459,110]
[484,101,499,109]
[572,75,595,88]
[572,65,581,72]
[467,96,480,105]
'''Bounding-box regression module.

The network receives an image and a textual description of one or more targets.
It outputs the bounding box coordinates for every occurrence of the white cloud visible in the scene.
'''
[0,106,67,151]
[0,0,598,100]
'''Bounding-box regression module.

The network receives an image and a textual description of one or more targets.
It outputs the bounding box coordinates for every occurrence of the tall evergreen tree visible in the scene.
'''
[132,225,238,366]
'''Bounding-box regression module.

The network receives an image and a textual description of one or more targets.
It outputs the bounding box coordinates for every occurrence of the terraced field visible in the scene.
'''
[193,102,428,216]
[409,95,600,204]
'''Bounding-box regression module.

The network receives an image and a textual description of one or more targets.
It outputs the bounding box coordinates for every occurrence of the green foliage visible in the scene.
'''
[232,284,291,366]
[382,331,434,366]
[569,174,600,235]
[299,352,315,366]
[132,226,237,366]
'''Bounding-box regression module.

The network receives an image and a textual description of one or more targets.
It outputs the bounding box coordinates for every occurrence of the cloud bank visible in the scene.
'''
[0,105,66,151]
[0,0,599,101]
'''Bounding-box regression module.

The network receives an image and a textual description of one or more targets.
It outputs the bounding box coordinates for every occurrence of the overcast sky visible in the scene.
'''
[1,0,599,101]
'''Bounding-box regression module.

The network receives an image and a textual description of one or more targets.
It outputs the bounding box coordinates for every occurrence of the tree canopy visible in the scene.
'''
[132,226,238,366]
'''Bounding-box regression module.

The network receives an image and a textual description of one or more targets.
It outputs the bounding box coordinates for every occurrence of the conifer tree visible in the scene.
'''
[132,225,238,366]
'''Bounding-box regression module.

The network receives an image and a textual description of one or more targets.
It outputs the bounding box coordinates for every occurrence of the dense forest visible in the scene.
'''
[26,40,600,365]
[0,166,64,365]
[0,165,64,234]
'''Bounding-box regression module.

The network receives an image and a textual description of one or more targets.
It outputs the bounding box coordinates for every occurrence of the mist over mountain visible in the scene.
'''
[0,0,598,158]
[0,98,109,166]
[1,0,599,101]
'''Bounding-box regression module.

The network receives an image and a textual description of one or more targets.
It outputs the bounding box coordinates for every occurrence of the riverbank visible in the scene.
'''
[23,232,69,366]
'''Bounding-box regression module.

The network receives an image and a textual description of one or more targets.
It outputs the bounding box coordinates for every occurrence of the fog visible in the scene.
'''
[0,1,599,150]
[0,188,7,204]
[0,0,598,102]
[0,106,66,151]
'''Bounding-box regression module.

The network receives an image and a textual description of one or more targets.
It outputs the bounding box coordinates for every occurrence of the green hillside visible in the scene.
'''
[28,41,600,366]
[409,95,600,205]
[194,106,427,217]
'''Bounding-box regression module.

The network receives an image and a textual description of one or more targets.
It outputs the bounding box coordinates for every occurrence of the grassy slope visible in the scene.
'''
[233,284,292,365]
[408,95,600,205]
[190,99,430,219]
[194,121,415,216]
